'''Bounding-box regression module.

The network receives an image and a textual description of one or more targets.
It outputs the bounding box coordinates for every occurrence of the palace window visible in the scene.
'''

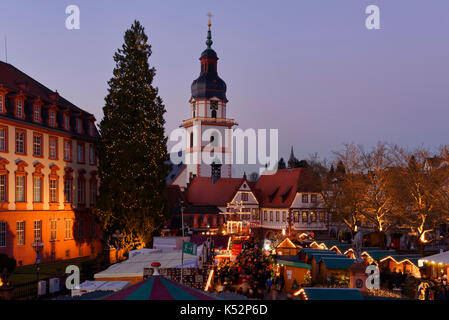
[50,220,57,241]
[90,180,97,205]
[0,222,6,247]
[16,175,25,202]
[311,194,317,203]
[76,118,83,134]
[33,105,40,122]
[270,211,273,221]
[310,211,317,222]
[275,211,280,222]
[89,121,95,136]
[33,220,42,243]
[16,100,23,118]
[263,210,267,221]
[241,193,248,201]
[49,179,58,202]
[78,218,84,240]
[77,143,85,163]
[319,212,325,222]
[64,179,72,203]
[78,178,85,205]
[0,127,7,152]
[65,219,73,239]
[282,211,286,222]
[64,114,70,130]
[33,177,42,202]
[33,134,43,157]
[16,131,25,154]
[49,111,56,127]
[16,221,25,245]
[89,144,95,165]
[302,194,309,203]
[49,137,58,159]
[0,174,7,202]
[64,140,72,161]
[294,211,299,222]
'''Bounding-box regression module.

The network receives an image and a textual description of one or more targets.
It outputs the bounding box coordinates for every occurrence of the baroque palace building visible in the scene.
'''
[0,61,102,266]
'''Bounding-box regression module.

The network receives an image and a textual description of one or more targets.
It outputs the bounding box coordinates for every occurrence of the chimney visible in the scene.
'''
[211,163,222,184]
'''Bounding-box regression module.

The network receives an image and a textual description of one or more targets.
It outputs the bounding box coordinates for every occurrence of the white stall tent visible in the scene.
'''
[71,280,130,297]
[418,250,449,267]
[94,248,201,280]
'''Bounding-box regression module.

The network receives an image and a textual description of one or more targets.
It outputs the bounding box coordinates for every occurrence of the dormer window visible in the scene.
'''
[33,105,41,123]
[49,111,56,127]
[88,121,95,137]
[16,100,24,119]
[64,114,70,130]
[76,118,83,134]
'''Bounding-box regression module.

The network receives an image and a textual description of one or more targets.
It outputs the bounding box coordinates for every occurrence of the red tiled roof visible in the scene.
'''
[254,168,301,208]
[185,176,243,206]
[0,61,89,114]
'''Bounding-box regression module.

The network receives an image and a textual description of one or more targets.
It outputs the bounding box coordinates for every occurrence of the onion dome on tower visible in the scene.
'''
[191,15,228,102]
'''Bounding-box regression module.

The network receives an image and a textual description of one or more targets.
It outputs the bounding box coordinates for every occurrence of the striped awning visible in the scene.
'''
[103,276,217,300]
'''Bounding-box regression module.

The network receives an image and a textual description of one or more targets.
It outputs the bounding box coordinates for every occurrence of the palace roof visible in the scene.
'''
[185,176,243,206]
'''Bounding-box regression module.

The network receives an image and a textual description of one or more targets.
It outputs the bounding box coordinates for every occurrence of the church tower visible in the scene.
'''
[182,15,235,183]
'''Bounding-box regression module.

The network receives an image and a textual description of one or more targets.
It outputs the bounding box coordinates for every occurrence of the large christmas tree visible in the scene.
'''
[95,20,169,251]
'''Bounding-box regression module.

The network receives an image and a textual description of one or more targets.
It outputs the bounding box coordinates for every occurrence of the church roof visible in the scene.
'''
[185,176,243,206]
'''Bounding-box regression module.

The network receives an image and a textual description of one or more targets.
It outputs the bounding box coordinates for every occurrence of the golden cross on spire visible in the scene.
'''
[207,12,213,28]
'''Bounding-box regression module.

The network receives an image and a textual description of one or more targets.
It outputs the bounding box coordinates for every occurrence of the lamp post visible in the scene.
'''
[31,237,43,299]
[180,200,185,285]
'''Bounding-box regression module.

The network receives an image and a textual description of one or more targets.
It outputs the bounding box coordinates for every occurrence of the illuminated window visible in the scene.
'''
[302,211,308,223]
[319,212,325,222]
[310,211,317,222]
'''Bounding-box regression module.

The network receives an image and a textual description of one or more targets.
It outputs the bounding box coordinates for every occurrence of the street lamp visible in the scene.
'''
[31,237,43,298]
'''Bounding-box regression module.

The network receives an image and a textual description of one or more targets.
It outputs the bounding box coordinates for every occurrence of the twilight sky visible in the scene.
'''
[1,0,448,173]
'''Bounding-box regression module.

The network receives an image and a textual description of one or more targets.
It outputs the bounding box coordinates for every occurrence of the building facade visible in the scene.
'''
[0,62,102,266]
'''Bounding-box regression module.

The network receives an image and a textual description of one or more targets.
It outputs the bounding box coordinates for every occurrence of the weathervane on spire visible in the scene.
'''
[206,12,213,49]
[207,12,213,28]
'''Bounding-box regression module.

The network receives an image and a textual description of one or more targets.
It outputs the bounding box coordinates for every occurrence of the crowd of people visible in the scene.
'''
[212,237,288,299]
